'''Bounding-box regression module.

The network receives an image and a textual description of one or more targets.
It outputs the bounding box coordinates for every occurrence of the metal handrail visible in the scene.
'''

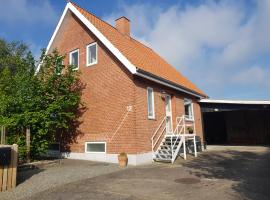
[151,116,166,140]
[172,126,183,146]
[152,114,197,163]
[151,116,166,156]
[173,116,184,135]
[171,115,197,162]
[171,136,185,162]
[153,126,166,149]
[170,116,185,161]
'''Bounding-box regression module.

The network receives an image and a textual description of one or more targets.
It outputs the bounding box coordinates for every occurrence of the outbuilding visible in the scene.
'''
[199,99,270,145]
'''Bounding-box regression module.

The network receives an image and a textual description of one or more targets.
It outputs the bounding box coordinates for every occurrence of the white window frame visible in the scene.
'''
[86,42,98,66]
[184,98,194,121]
[147,87,155,119]
[85,142,106,153]
[69,49,79,70]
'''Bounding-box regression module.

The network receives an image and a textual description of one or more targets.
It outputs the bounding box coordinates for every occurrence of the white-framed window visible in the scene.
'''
[69,49,79,70]
[184,98,194,120]
[147,87,155,119]
[86,42,98,66]
[85,142,106,153]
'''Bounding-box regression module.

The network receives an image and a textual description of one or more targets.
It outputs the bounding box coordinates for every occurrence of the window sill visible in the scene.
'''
[148,116,156,120]
[86,62,97,67]
[85,152,106,154]
[185,118,194,122]
[72,67,79,71]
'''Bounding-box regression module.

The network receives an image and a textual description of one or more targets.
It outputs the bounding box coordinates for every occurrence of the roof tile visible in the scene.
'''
[71,2,206,97]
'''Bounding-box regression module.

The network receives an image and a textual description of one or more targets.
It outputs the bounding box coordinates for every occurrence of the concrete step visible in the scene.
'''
[159,146,176,150]
[157,150,172,155]
[162,142,180,146]
[155,154,172,159]
[155,152,172,157]
[154,158,172,163]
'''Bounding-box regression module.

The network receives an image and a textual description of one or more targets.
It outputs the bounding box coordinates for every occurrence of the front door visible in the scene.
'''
[165,95,173,134]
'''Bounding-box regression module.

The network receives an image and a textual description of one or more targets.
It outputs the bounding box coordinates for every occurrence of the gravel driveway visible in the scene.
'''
[1,146,270,200]
[0,159,125,200]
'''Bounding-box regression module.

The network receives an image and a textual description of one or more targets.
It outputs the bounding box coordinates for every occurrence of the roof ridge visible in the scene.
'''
[70,1,119,31]
[131,38,153,51]
[71,1,155,50]
[69,1,206,97]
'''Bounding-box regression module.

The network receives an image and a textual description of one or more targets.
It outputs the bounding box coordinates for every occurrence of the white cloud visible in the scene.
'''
[105,3,159,40]
[216,0,270,67]
[104,0,270,99]
[148,4,243,67]
[231,66,270,87]
[0,0,57,25]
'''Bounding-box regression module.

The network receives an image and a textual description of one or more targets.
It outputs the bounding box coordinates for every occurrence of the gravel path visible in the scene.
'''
[0,159,125,200]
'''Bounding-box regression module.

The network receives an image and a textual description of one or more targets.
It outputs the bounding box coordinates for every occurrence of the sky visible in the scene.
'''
[0,0,270,100]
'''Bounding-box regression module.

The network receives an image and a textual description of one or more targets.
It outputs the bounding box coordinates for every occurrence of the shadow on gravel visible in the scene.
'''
[17,167,45,185]
[182,149,270,200]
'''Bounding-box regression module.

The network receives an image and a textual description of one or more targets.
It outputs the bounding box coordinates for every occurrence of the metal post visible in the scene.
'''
[194,135,197,157]
[26,127,31,163]
[183,116,187,160]
[171,136,173,163]
[1,126,6,145]
[1,126,4,144]
[183,136,186,160]
[152,139,154,161]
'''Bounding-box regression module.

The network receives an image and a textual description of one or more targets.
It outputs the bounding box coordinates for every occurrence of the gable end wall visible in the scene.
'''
[54,13,138,154]
[49,11,204,158]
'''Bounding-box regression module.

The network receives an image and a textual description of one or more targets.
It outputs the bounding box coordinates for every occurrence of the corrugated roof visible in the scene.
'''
[199,99,270,105]
[71,2,206,97]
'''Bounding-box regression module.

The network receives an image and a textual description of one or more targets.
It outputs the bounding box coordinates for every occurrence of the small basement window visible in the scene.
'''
[184,99,194,120]
[147,87,155,119]
[85,142,106,153]
[69,49,79,70]
[86,42,97,66]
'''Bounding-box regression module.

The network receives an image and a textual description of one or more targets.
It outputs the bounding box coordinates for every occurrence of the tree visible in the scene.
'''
[0,39,83,162]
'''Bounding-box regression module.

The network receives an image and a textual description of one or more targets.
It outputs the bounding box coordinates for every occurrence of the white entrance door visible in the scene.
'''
[165,95,173,134]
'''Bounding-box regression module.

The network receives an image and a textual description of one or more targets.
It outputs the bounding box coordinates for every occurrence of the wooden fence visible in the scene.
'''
[0,144,18,192]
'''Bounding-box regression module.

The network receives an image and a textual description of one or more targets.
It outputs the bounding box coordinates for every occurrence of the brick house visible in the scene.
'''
[41,2,207,165]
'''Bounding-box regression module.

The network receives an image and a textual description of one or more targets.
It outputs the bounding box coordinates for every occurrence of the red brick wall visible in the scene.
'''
[53,13,138,154]
[133,77,203,153]
[51,13,204,154]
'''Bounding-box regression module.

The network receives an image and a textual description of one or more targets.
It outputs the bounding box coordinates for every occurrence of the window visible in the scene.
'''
[69,49,79,70]
[85,142,106,153]
[86,42,97,66]
[184,99,194,120]
[147,87,155,119]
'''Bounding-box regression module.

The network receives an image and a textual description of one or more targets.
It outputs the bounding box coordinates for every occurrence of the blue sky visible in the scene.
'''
[0,0,270,100]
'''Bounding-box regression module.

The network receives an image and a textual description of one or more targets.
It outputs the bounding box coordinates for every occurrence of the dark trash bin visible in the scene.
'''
[0,147,11,166]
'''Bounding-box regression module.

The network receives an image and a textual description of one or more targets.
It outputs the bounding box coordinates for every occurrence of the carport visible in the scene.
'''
[199,99,270,145]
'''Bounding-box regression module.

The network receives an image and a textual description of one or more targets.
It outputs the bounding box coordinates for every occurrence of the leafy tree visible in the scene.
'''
[0,39,83,162]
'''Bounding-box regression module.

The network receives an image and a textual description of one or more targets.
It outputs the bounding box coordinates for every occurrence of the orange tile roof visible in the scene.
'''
[71,2,206,97]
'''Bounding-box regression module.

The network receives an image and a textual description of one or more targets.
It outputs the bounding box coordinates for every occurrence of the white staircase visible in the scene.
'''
[151,115,198,163]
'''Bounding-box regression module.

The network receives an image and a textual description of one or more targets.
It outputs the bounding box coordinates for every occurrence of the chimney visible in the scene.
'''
[115,16,130,37]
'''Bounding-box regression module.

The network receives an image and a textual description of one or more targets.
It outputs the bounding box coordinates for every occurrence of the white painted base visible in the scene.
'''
[62,152,153,166]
